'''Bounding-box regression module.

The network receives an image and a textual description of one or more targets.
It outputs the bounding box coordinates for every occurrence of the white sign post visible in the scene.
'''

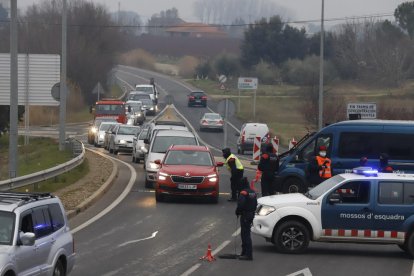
[347,103,377,119]
[238,77,258,118]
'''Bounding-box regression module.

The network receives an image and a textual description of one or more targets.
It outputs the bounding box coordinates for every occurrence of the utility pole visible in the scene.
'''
[318,0,325,130]
[9,0,18,178]
[59,0,67,151]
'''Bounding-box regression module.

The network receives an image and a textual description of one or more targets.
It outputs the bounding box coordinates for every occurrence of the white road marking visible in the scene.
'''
[180,264,201,276]
[286,268,313,276]
[70,155,137,234]
[117,231,158,247]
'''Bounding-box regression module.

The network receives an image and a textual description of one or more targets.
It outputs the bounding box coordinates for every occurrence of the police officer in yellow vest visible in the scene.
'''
[222,148,244,201]
[309,145,332,185]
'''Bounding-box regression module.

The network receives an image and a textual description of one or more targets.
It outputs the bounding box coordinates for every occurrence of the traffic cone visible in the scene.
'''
[200,244,216,262]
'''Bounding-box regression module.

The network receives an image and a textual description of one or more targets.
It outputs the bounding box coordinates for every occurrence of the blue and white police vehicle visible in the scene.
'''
[252,167,414,257]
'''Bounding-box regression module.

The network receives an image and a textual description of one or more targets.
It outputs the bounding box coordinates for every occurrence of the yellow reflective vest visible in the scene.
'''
[225,154,244,171]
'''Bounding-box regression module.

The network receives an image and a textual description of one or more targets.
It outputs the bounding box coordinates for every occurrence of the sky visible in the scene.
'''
[11,0,409,23]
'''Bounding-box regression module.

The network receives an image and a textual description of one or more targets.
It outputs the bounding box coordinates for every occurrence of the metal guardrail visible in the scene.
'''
[0,138,85,191]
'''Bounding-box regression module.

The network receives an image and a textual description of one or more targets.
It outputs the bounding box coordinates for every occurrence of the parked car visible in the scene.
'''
[132,128,149,163]
[188,91,207,107]
[94,121,115,147]
[236,123,270,155]
[108,125,141,154]
[103,123,121,150]
[126,100,146,125]
[135,84,158,104]
[155,145,223,203]
[0,192,75,276]
[140,98,157,116]
[145,130,199,188]
[87,117,117,144]
[199,113,224,132]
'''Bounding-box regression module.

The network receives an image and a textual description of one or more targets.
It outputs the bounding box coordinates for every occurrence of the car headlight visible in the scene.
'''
[149,162,159,169]
[99,134,105,139]
[91,127,98,133]
[208,174,217,182]
[118,139,126,144]
[158,172,168,181]
[150,107,154,110]
[140,146,148,153]
[257,205,276,216]
[136,113,141,117]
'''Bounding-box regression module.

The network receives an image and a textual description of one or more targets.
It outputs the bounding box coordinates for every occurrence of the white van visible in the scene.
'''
[236,123,270,154]
[135,84,158,104]
[144,130,199,188]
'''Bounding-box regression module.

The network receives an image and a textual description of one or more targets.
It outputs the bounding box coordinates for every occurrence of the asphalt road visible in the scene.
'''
[66,67,414,276]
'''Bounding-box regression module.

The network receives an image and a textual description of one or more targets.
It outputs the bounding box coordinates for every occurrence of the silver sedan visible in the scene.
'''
[199,113,224,132]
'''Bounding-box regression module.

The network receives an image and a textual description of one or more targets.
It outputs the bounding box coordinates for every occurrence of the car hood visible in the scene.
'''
[258,193,310,207]
[160,165,216,176]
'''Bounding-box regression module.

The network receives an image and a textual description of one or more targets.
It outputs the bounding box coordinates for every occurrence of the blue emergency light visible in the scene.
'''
[352,167,378,176]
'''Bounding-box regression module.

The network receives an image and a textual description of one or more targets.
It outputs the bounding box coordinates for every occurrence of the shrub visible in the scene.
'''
[118,49,156,70]
[213,53,240,77]
[195,61,213,79]
[178,56,199,78]
[253,61,281,84]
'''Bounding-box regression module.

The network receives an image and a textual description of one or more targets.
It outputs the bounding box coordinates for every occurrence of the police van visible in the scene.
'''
[252,168,414,257]
[276,120,414,193]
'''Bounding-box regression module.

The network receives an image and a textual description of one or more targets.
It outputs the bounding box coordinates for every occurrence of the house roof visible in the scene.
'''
[165,23,227,35]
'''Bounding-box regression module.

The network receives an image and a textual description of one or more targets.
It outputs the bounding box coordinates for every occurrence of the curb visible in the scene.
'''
[66,148,119,220]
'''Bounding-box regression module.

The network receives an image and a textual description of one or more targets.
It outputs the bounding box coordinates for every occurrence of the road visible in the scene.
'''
[65,66,414,276]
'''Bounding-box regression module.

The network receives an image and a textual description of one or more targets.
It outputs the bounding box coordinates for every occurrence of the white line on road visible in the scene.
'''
[70,155,137,234]
[117,231,158,247]
[286,268,313,276]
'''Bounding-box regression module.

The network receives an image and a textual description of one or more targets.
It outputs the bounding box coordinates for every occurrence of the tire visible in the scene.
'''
[53,259,65,276]
[210,195,219,204]
[283,178,304,194]
[398,243,408,253]
[273,220,310,254]
[406,232,414,258]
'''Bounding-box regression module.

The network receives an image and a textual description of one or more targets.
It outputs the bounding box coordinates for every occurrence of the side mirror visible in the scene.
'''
[328,193,341,204]
[216,161,224,167]
[154,159,161,165]
[19,232,35,246]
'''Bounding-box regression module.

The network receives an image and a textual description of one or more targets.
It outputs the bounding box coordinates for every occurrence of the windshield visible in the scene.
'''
[165,150,213,166]
[152,136,197,153]
[138,129,149,139]
[0,211,15,245]
[99,124,112,131]
[95,104,124,115]
[136,86,153,93]
[305,175,345,199]
[118,126,140,135]
[129,94,150,101]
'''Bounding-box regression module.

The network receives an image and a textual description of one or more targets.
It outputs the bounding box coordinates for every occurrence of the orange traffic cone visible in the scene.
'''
[200,244,216,262]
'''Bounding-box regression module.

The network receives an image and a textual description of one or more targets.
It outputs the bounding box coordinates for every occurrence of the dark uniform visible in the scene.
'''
[258,143,279,196]
[235,177,257,261]
[379,153,393,173]
[222,148,244,201]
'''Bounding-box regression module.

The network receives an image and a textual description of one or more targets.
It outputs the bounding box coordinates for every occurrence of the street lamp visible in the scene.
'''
[318,0,325,130]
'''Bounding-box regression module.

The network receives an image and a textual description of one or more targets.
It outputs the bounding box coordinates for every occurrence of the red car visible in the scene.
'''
[154,145,223,203]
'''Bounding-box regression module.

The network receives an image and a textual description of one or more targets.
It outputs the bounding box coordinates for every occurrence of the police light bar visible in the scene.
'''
[352,167,378,176]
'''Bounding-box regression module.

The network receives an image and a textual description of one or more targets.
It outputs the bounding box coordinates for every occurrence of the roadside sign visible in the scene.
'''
[347,103,377,119]
[219,75,227,83]
[238,77,258,90]
[219,83,226,90]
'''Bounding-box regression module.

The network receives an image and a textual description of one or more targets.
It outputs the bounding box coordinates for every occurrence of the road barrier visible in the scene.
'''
[0,138,85,191]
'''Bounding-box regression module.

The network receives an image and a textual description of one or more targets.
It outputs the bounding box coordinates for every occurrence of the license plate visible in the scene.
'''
[195,100,201,103]
[178,184,197,190]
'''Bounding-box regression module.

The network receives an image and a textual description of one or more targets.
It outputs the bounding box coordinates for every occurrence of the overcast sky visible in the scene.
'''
[13,0,408,23]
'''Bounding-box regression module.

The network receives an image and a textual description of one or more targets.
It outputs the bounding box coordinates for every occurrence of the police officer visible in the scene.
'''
[258,143,279,196]
[222,148,244,201]
[235,177,257,261]
[379,153,393,173]
[309,145,332,185]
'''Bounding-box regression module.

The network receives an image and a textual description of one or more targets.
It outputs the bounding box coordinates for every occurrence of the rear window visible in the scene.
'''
[191,92,205,97]
[152,136,197,153]
[244,125,269,137]
[135,86,154,93]
[129,94,150,101]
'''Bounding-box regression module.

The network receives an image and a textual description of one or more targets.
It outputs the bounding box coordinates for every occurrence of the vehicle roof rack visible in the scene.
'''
[155,121,185,126]
[0,192,54,207]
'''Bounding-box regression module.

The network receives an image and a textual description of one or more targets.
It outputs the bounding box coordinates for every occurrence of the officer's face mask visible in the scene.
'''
[319,151,326,157]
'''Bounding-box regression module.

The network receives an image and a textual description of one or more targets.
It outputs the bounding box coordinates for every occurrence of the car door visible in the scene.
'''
[321,180,374,239]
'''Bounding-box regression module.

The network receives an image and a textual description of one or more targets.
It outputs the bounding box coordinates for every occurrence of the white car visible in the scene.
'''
[135,84,158,104]
[132,128,149,163]
[0,192,75,276]
[108,125,141,154]
[94,121,115,147]
[144,130,199,188]
[236,123,269,154]
[199,113,224,132]
[252,167,414,257]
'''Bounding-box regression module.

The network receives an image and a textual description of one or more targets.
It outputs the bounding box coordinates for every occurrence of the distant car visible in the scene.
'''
[237,123,270,155]
[103,123,121,150]
[0,192,75,276]
[199,113,224,132]
[188,91,207,107]
[88,117,117,144]
[126,100,146,125]
[128,91,152,102]
[94,121,115,147]
[145,129,199,188]
[140,98,157,116]
[132,128,149,163]
[154,145,223,203]
[135,84,158,104]
[108,125,141,154]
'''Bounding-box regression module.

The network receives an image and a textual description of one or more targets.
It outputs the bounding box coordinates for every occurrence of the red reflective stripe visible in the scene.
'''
[377,230,384,238]
[364,230,371,237]
[338,229,345,236]
[325,229,332,236]
[351,229,358,237]
[391,231,398,238]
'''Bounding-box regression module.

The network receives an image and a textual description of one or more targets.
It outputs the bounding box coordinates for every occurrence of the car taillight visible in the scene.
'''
[241,131,245,143]
[218,120,224,125]
[201,96,207,100]
[202,120,208,125]
[189,96,195,100]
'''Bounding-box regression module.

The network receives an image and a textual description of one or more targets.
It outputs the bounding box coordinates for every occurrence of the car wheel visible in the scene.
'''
[398,243,408,253]
[283,178,305,193]
[53,259,65,276]
[210,195,219,204]
[405,232,414,258]
[273,220,310,254]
